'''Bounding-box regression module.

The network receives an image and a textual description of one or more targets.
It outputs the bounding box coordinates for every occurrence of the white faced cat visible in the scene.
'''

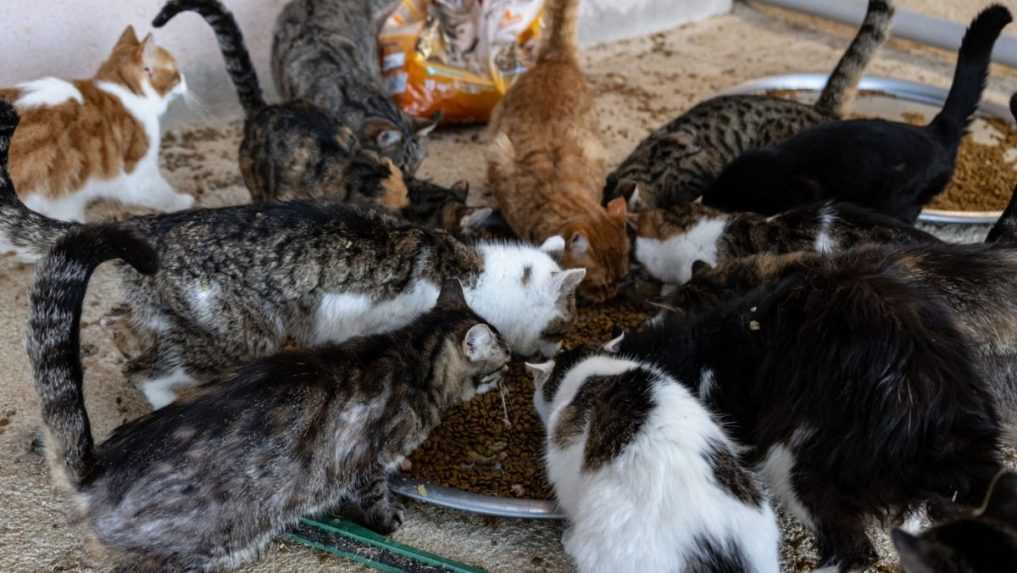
[526,349,780,573]
[1,26,192,222]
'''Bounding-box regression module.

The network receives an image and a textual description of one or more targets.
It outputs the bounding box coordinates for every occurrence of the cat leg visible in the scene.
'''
[795,490,877,572]
[121,171,194,213]
[347,472,405,535]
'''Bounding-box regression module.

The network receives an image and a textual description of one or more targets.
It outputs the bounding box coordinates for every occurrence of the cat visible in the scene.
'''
[271,0,436,175]
[984,93,1017,246]
[0,103,582,409]
[704,6,1012,223]
[0,26,192,222]
[892,471,1017,573]
[525,348,780,573]
[632,195,938,285]
[603,0,896,209]
[28,228,511,571]
[153,0,411,212]
[611,245,1004,572]
[486,0,630,303]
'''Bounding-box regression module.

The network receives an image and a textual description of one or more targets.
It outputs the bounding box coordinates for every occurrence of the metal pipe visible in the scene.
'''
[754,0,1017,69]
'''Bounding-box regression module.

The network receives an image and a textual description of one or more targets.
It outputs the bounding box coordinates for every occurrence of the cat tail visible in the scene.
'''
[986,182,1017,245]
[28,225,158,492]
[928,5,1012,145]
[539,0,581,62]
[153,0,266,117]
[813,0,895,117]
[0,101,79,262]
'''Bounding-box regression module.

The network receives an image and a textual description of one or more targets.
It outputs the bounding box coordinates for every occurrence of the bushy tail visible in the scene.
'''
[0,101,78,261]
[929,5,1012,144]
[814,0,896,117]
[153,0,266,116]
[986,186,1017,246]
[28,226,158,489]
[539,0,580,62]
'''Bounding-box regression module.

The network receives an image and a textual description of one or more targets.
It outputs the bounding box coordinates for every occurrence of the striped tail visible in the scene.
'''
[28,226,158,489]
[539,0,580,62]
[814,0,896,117]
[929,5,1012,146]
[0,101,78,262]
[153,0,266,116]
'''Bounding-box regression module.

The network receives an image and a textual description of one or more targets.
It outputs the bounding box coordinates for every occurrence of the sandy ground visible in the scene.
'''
[3,1,1017,572]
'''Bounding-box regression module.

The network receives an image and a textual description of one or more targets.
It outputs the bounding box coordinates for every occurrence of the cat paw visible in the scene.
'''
[365,501,405,536]
[164,193,194,212]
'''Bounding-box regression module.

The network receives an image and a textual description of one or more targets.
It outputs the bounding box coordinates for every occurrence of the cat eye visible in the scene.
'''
[377,130,403,148]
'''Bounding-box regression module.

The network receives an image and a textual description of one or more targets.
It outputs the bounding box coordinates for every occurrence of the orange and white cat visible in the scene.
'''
[486,0,628,303]
[0,26,192,222]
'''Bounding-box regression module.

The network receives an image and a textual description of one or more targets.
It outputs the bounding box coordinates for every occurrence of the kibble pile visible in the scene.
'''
[927,116,1017,212]
[407,301,650,499]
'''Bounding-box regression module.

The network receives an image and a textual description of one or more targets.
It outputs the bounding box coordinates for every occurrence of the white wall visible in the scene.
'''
[1,0,731,125]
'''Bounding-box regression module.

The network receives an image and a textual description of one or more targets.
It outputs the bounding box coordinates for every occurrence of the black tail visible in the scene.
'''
[28,226,158,489]
[814,0,896,117]
[929,5,1012,144]
[0,101,78,261]
[153,0,266,116]
[986,183,1017,245]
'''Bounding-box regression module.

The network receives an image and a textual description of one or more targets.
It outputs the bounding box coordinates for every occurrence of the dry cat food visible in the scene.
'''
[407,301,650,499]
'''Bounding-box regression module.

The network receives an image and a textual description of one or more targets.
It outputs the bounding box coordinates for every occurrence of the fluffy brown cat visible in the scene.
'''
[486,0,628,303]
[0,26,191,223]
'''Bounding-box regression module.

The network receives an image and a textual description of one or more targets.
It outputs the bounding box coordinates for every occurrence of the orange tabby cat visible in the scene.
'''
[0,26,192,222]
[486,0,628,303]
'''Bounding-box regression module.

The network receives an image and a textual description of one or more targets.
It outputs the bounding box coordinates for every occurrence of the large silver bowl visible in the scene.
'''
[723,73,1013,225]
[391,475,564,520]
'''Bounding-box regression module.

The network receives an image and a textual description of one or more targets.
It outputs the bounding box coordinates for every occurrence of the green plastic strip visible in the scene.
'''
[287,529,402,573]
[293,517,488,573]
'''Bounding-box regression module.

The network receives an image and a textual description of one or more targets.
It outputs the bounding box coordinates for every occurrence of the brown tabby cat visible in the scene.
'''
[0,26,192,222]
[487,0,629,303]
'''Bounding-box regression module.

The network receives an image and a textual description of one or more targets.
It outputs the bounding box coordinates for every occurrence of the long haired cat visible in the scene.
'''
[29,230,511,571]
[603,0,895,208]
[154,0,410,211]
[892,471,1017,572]
[487,0,629,303]
[0,102,582,409]
[526,349,780,573]
[614,246,1003,572]
[633,197,938,285]
[704,6,1012,223]
[271,0,436,174]
[0,26,192,222]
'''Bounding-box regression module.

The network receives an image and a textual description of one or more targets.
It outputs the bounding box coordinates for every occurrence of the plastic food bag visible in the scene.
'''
[379,0,545,125]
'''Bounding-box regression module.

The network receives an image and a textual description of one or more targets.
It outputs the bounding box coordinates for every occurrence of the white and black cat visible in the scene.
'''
[526,348,780,573]
[613,245,1003,572]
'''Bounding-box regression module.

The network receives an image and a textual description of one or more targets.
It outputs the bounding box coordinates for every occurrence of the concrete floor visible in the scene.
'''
[2,1,1017,572]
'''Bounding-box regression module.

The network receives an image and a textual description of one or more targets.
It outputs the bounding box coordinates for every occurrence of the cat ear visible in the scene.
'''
[603,333,625,353]
[436,279,468,309]
[983,471,1017,523]
[525,360,555,386]
[414,112,442,137]
[463,323,497,362]
[363,119,403,150]
[553,268,586,295]
[116,26,141,47]
[539,235,565,259]
[606,197,628,221]
[140,33,158,65]
[891,530,940,573]
[691,260,712,279]
[569,231,590,255]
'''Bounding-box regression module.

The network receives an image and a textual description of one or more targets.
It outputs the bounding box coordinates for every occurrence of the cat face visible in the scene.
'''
[634,202,728,285]
[892,472,1017,573]
[98,26,185,101]
[471,239,586,358]
[559,198,631,303]
[431,280,511,402]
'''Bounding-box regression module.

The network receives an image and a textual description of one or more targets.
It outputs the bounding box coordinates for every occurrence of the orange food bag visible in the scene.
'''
[379,0,545,125]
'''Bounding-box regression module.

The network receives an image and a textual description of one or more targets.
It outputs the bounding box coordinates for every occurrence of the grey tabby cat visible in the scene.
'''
[0,101,581,409]
[272,0,435,174]
[604,0,895,208]
[155,0,413,211]
[29,227,511,571]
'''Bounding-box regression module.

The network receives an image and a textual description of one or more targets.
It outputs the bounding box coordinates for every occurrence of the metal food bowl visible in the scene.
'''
[723,73,1014,225]
[392,74,1014,522]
